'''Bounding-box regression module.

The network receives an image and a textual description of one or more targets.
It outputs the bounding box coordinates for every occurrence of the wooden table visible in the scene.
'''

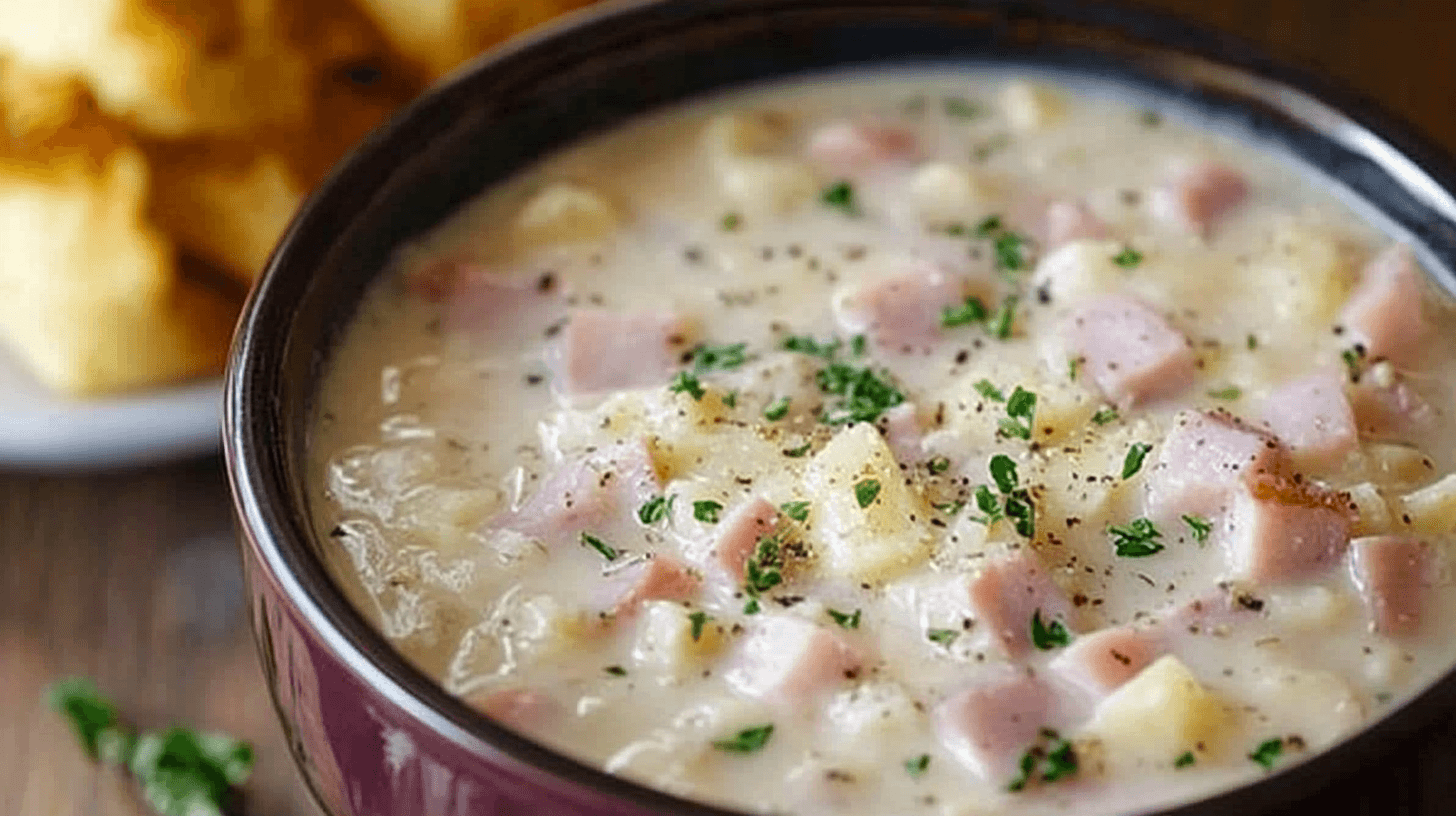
[3,1,1454,814]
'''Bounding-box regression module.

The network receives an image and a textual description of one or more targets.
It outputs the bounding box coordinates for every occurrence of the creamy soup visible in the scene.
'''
[309,71,1456,816]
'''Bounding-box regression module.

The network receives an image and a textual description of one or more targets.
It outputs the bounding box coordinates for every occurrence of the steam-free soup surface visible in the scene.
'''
[309,72,1456,815]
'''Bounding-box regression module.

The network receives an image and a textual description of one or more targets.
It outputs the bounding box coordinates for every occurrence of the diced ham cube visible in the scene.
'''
[1258,370,1358,469]
[1050,627,1163,700]
[806,121,918,175]
[935,674,1053,783]
[491,440,660,544]
[1350,374,1436,441]
[725,615,863,704]
[1350,535,1432,636]
[1224,476,1351,584]
[966,549,1074,658]
[547,308,693,395]
[880,402,923,463]
[1150,162,1249,236]
[471,687,557,731]
[1145,410,1288,521]
[1161,584,1266,635]
[834,264,974,354]
[1338,245,1427,368]
[605,556,701,616]
[1063,295,1195,407]
[709,497,779,577]
[1041,199,1109,248]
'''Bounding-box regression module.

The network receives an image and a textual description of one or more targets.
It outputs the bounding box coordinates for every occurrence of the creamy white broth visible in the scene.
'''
[309,71,1456,816]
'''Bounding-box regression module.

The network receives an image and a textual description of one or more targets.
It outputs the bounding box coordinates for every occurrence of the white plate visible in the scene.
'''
[0,349,221,469]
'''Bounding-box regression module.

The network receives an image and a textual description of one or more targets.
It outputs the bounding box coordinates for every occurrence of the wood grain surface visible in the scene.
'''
[3,1,1454,814]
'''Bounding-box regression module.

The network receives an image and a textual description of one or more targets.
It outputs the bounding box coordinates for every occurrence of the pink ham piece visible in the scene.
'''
[835,264,974,354]
[806,120,918,175]
[491,439,660,544]
[967,549,1075,658]
[472,687,557,731]
[604,556,701,617]
[1063,295,1196,407]
[1145,410,1288,521]
[708,497,779,577]
[1350,376,1436,441]
[1049,627,1162,700]
[1161,584,1266,635]
[1224,477,1351,584]
[548,308,693,395]
[935,674,1054,783]
[1150,162,1249,236]
[725,615,863,704]
[1350,535,1432,636]
[1041,199,1109,248]
[1338,245,1427,368]
[1258,370,1358,469]
[408,261,563,336]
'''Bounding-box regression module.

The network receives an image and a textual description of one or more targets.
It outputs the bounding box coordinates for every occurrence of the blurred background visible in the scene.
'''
[1,0,1452,814]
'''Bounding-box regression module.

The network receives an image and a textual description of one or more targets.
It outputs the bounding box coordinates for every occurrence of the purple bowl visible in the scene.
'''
[223,2,1456,815]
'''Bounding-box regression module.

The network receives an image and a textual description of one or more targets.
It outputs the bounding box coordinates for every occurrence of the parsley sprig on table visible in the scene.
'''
[48,678,253,816]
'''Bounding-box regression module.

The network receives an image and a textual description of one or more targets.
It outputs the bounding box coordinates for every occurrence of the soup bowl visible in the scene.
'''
[223,1,1456,814]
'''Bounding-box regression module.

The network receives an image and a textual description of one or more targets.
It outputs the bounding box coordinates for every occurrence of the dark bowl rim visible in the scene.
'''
[224,2,1456,815]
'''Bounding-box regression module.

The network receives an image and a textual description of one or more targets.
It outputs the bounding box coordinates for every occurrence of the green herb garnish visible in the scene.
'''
[1175,751,1196,769]
[850,334,867,356]
[942,296,990,328]
[721,212,742,231]
[581,532,618,561]
[637,494,674,525]
[1068,356,1082,381]
[1004,490,1035,538]
[999,386,1037,440]
[1341,346,1364,382]
[989,454,1018,494]
[780,501,810,522]
[827,608,862,629]
[1111,247,1143,268]
[854,479,881,508]
[693,500,723,524]
[821,181,857,215]
[783,442,812,458]
[1030,609,1071,650]
[971,485,1003,522]
[1007,730,1078,792]
[689,611,710,641]
[713,724,774,753]
[989,295,1018,339]
[974,379,1005,402]
[1122,442,1152,479]
[743,535,785,602]
[816,361,906,424]
[905,754,931,778]
[1207,386,1242,401]
[722,390,738,408]
[934,500,966,515]
[669,371,705,401]
[1091,407,1119,425]
[743,597,761,614]
[927,628,959,647]
[763,396,791,421]
[993,232,1031,273]
[943,97,981,118]
[927,456,951,475]
[604,665,628,677]
[1182,514,1212,544]
[1246,334,1258,350]
[974,214,1002,237]
[691,342,748,373]
[1249,738,1283,770]
[1109,518,1164,557]
[783,334,840,359]
[1041,740,1078,782]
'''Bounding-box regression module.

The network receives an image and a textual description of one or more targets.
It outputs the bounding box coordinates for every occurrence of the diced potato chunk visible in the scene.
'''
[1400,473,1456,535]
[716,155,818,214]
[804,423,931,582]
[631,601,727,680]
[1266,585,1350,631]
[1000,82,1066,132]
[513,182,619,246]
[1255,223,1358,325]
[393,487,498,557]
[1345,482,1392,536]
[908,162,990,227]
[1031,240,1126,306]
[701,111,793,158]
[1083,656,1226,768]
[1363,443,1436,488]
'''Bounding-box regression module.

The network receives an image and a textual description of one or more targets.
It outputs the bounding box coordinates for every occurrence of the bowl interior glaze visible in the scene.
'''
[225,2,1456,815]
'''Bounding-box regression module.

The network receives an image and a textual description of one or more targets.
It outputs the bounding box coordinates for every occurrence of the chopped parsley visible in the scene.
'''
[974,379,1005,402]
[942,296,990,328]
[850,334,867,356]
[1068,356,1082,381]
[999,386,1037,440]
[973,214,1003,237]
[905,754,932,778]
[821,180,857,215]
[743,597,761,614]
[1004,491,1035,538]
[934,500,966,515]
[1247,333,1259,350]
[1207,385,1242,401]
[48,678,254,816]
[669,370,705,401]
[927,456,951,475]
[1091,406,1119,425]
[780,500,810,522]
[783,442,812,458]
[637,494,674,525]
[827,608,862,629]
[782,334,840,359]
[1111,247,1144,268]
[691,342,748,373]
[1030,609,1071,650]
[722,390,738,408]
[989,295,1018,339]
[1249,738,1283,770]
[989,454,1018,494]
[763,396,791,421]
[713,724,774,753]
[971,485,1003,523]
[926,628,959,647]
[720,211,742,231]
[1109,518,1164,557]
[581,532,618,561]
[854,479,881,508]
[689,611,711,641]
[1341,346,1364,381]
[1182,514,1212,544]
[980,454,1034,537]
[816,361,905,424]
[993,232,1031,273]
[943,97,982,118]
[1041,740,1078,783]
[1008,729,1078,792]
[1121,442,1152,479]
[1174,751,1196,769]
[693,500,723,524]
[604,665,628,677]
[742,534,785,606]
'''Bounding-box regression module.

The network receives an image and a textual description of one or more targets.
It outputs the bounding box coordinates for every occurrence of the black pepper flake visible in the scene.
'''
[329,525,346,538]
[525,373,544,386]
